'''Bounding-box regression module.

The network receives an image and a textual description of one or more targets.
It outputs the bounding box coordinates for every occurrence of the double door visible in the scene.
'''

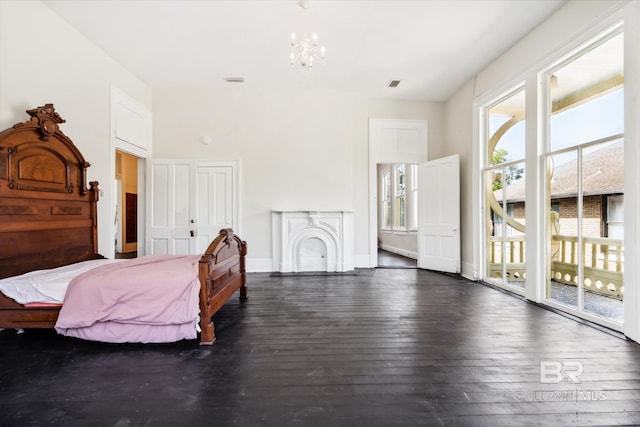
[146,160,238,255]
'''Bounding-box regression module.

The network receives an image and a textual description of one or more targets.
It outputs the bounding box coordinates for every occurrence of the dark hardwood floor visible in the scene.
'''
[1,268,639,426]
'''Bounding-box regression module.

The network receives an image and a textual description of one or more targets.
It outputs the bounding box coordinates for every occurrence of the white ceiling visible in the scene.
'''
[44,0,567,102]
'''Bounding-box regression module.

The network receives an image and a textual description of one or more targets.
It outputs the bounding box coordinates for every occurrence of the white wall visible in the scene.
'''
[152,88,442,270]
[0,0,152,257]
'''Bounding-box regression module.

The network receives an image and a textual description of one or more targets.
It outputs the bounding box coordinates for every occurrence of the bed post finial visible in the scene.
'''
[218,228,237,245]
[25,103,66,141]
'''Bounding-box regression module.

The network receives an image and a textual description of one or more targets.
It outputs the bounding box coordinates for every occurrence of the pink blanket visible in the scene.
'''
[55,255,201,343]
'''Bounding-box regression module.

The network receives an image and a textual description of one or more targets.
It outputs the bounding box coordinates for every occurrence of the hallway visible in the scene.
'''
[377,249,417,268]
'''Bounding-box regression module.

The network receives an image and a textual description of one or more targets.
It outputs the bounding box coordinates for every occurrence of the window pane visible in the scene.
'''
[484,87,526,290]
[547,151,579,309]
[410,165,418,229]
[486,169,505,283]
[503,161,526,289]
[549,33,623,152]
[411,189,418,229]
[395,164,405,196]
[395,196,405,228]
[394,164,406,228]
[382,171,391,228]
[488,90,525,165]
[582,141,624,322]
[383,172,391,200]
[383,200,391,229]
[607,195,623,224]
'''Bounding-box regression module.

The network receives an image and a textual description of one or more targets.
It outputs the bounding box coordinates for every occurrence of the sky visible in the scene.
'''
[491,88,624,165]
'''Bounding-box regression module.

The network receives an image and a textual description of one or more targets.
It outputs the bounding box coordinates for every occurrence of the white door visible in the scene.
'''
[418,154,460,273]
[193,162,236,253]
[146,159,238,255]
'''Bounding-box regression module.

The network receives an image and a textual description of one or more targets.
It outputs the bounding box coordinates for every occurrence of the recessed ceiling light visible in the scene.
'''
[224,77,245,83]
[388,80,401,88]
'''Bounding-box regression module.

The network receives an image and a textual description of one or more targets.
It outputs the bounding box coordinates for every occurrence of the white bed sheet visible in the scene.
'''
[0,259,122,304]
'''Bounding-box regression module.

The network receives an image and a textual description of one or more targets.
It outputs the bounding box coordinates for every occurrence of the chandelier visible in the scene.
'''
[290,0,326,70]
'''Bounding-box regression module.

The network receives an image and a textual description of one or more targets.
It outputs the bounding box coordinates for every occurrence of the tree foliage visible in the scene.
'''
[491,148,524,191]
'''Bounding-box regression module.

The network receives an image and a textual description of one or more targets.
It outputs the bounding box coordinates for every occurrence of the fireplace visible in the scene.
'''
[272,210,354,273]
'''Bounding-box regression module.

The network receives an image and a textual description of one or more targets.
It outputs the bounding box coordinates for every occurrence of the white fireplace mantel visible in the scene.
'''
[272,210,354,273]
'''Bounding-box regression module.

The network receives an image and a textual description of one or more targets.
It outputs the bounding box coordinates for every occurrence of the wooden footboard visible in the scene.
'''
[198,228,248,345]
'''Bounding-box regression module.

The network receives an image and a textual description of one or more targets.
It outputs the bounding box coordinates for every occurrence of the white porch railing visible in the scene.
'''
[488,234,624,299]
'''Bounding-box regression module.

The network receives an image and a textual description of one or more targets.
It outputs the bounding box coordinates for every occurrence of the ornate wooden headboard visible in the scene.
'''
[0,104,100,279]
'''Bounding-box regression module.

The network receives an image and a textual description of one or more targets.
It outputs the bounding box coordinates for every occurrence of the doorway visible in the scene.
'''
[115,150,140,259]
[368,118,427,268]
[376,162,418,269]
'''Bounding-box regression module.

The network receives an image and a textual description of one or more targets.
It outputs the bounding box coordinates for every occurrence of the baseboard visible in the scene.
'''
[461,261,478,281]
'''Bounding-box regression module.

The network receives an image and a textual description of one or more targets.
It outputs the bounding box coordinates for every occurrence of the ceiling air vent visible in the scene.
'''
[388,80,401,88]
[224,77,245,83]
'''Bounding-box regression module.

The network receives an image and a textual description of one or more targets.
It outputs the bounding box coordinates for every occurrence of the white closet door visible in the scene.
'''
[147,160,238,255]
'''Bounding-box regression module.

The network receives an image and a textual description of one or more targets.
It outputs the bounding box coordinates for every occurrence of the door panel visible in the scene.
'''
[418,154,460,273]
[195,165,234,253]
[147,160,195,255]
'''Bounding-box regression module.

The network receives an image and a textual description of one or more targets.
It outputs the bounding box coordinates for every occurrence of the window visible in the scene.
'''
[379,163,418,232]
[382,171,391,229]
[476,18,629,332]
[394,164,406,229]
[607,195,624,240]
[410,164,418,229]
[544,30,624,323]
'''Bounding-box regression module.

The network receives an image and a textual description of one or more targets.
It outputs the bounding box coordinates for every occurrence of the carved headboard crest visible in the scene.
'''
[0,103,92,196]
[24,103,66,141]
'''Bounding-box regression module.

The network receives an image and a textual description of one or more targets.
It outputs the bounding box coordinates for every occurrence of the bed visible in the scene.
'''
[0,103,247,345]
